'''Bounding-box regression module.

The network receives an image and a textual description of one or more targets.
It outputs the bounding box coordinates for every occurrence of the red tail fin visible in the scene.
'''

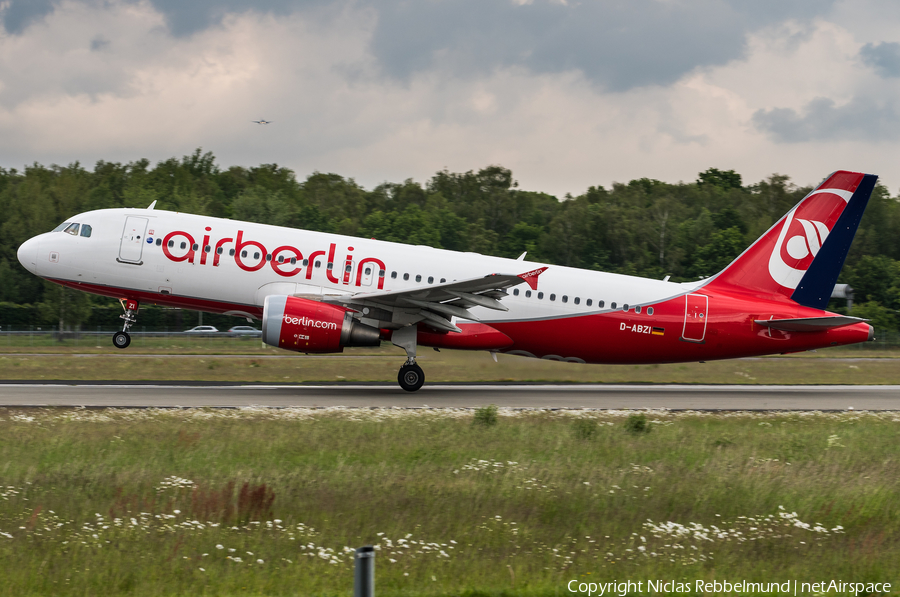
[704,171,869,301]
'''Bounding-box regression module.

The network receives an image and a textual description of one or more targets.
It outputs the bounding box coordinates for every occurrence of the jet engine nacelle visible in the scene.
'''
[262,295,381,353]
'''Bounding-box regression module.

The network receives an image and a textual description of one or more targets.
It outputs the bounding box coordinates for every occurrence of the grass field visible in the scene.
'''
[0,407,897,596]
[2,344,900,384]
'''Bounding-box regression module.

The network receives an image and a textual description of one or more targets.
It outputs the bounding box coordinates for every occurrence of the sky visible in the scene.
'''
[1,0,900,197]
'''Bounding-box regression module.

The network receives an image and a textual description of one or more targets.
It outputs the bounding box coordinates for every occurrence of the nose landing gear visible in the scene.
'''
[113,298,139,350]
[392,325,425,392]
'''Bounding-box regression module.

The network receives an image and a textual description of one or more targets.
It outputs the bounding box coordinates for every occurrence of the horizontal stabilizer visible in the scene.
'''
[753,315,867,332]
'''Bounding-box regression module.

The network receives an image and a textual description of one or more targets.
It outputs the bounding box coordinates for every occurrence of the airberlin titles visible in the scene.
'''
[158,226,387,289]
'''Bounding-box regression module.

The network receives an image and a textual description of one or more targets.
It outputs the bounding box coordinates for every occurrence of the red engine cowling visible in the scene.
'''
[262,295,381,353]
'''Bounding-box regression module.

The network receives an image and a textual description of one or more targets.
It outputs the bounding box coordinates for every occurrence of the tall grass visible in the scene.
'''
[0,407,898,596]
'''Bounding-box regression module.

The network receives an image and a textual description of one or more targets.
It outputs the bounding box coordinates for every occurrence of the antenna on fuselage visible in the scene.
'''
[147,200,157,210]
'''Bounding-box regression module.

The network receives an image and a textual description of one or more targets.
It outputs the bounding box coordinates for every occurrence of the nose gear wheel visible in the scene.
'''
[112,331,131,349]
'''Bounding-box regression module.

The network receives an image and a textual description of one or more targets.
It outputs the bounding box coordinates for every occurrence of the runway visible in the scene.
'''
[0,383,898,410]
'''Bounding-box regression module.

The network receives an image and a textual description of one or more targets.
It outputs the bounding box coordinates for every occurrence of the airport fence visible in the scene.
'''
[0,326,264,349]
[0,326,899,350]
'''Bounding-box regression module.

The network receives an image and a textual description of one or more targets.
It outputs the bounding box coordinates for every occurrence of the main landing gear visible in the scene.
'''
[398,360,425,392]
[392,325,425,392]
[113,299,139,350]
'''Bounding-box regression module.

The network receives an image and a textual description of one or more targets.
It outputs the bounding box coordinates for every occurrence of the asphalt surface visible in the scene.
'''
[0,383,897,410]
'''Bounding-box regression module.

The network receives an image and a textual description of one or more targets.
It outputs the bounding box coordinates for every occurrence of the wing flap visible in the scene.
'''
[332,268,548,333]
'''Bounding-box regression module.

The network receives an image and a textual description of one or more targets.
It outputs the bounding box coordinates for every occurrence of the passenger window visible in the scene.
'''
[599,300,605,308]
[80,225,92,238]
[255,252,261,260]
[403,273,409,281]
[562,295,568,303]
[428,276,434,284]
[229,249,235,256]
[156,238,162,246]
[538,292,544,299]
[241,250,247,258]
[635,305,641,314]
[415,274,422,282]
[440,278,446,283]
[278,255,285,263]
[182,242,188,250]
[379,270,386,277]
[64,223,80,235]
[513,289,519,296]
[345,264,351,272]
[364,267,372,275]
[216,247,223,254]
[168,240,175,248]
[648,307,654,316]
[623,304,629,311]
[192,244,199,251]
[574,297,580,305]
[302,259,308,266]
[315,261,321,268]
[391,271,398,279]
[550,294,556,301]
[290,257,297,265]
[525,290,532,298]
[611,302,617,309]
[586,299,592,306]
[204,245,211,253]
[326,262,333,270]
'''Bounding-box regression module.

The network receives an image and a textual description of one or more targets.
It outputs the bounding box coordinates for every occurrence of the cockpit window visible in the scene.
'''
[80,224,92,238]
[52,222,70,232]
[63,223,80,236]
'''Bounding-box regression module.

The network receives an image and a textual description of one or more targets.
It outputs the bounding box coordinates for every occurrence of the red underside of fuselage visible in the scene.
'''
[50,278,871,364]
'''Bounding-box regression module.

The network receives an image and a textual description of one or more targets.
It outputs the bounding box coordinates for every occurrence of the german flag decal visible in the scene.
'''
[651,327,665,336]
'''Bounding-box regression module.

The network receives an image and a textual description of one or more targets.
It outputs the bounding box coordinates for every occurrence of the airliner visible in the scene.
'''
[16,170,876,391]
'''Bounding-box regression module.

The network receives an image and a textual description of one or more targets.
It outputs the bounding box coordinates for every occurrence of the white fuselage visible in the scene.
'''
[18,207,692,324]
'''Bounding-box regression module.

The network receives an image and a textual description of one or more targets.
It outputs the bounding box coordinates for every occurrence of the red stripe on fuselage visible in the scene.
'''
[46,278,869,364]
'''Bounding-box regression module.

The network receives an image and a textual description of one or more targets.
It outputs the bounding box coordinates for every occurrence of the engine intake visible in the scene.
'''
[262,295,381,353]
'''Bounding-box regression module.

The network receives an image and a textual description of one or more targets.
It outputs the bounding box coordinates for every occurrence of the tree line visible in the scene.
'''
[1,150,899,331]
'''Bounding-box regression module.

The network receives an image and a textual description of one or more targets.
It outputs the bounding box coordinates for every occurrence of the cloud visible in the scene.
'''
[752,96,900,142]
[368,0,838,92]
[3,0,839,93]
[1,0,55,34]
[860,41,900,77]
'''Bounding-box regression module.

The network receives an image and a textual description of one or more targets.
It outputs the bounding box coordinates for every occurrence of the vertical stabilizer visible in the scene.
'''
[704,171,877,303]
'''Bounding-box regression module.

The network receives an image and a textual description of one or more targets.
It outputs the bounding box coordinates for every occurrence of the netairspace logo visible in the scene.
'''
[567,579,892,596]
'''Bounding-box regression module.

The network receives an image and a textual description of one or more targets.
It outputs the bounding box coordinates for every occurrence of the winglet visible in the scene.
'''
[518,266,548,290]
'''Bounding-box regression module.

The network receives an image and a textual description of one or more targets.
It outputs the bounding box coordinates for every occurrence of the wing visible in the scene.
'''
[330,267,548,333]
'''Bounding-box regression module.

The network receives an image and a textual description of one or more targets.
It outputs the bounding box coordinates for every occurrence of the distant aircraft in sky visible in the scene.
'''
[16,170,877,392]
[252,119,272,125]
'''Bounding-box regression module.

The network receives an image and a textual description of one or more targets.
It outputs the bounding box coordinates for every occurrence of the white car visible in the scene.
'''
[228,326,261,335]
[184,325,219,333]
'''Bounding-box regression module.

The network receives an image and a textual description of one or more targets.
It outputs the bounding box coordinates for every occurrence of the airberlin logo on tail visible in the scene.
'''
[160,227,387,290]
[767,187,850,289]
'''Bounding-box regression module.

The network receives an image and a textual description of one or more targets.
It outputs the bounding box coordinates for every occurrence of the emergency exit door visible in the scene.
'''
[119,216,148,264]
[681,293,708,343]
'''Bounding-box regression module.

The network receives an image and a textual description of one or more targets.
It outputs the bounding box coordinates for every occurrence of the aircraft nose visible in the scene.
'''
[17,236,40,275]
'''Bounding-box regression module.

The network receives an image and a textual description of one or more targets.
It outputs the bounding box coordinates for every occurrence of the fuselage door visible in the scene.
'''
[118,216,149,264]
[359,262,375,286]
[681,293,708,343]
